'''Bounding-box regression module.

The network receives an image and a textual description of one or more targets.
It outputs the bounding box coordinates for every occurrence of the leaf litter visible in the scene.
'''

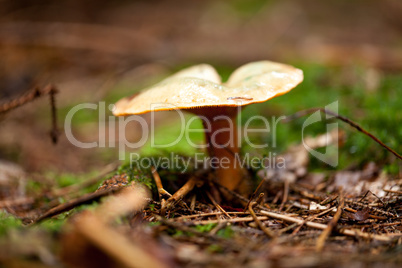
[1,131,400,267]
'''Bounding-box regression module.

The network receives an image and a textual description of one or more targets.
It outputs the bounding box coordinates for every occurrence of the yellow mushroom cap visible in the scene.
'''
[113,61,303,116]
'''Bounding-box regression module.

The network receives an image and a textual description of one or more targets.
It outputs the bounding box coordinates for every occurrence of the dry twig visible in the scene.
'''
[248,197,276,238]
[283,108,402,160]
[279,180,290,212]
[316,194,345,251]
[31,188,122,224]
[163,176,199,212]
[51,163,119,198]
[151,166,172,200]
[243,178,265,212]
[260,210,395,242]
[206,191,231,219]
[175,211,251,221]
[0,84,60,143]
[191,216,269,225]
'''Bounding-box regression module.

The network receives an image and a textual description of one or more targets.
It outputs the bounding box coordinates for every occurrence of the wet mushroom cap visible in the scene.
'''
[113,61,303,116]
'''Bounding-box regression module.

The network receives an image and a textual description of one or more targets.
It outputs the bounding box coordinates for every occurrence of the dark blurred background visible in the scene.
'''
[0,0,401,173]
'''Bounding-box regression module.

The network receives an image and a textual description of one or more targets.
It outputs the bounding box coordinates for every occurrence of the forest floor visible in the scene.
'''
[0,1,402,267]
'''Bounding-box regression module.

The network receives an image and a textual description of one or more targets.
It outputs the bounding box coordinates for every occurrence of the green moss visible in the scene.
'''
[116,163,155,190]
[229,0,272,18]
[383,163,400,175]
[35,203,100,233]
[147,221,161,227]
[56,174,83,188]
[26,180,43,194]
[207,244,223,253]
[31,171,101,195]
[194,223,217,233]
[36,218,65,233]
[0,212,22,237]
[167,228,193,238]
[217,226,234,239]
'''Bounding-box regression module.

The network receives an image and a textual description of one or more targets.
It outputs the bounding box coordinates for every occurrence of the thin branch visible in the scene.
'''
[283,107,402,160]
[383,189,402,195]
[190,216,269,225]
[30,188,122,224]
[174,211,251,221]
[1,163,118,210]
[49,86,59,144]
[0,84,56,113]
[212,180,249,204]
[243,178,265,212]
[260,210,394,242]
[291,206,335,235]
[206,191,232,219]
[279,180,290,212]
[151,166,172,200]
[249,201,276,238]
[51,162,119,198]
[163,176,198,211]
[0,84,60,144]
[316,194,344,252]
[154,215,243,252]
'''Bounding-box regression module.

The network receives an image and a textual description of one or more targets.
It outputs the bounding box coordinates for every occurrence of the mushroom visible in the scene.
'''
[113,61,303,193]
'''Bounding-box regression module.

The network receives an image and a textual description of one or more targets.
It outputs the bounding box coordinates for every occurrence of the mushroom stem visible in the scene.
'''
[201,111,243,191]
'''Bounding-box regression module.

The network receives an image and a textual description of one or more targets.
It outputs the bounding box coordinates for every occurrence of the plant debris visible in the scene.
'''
[2,142,399,267]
